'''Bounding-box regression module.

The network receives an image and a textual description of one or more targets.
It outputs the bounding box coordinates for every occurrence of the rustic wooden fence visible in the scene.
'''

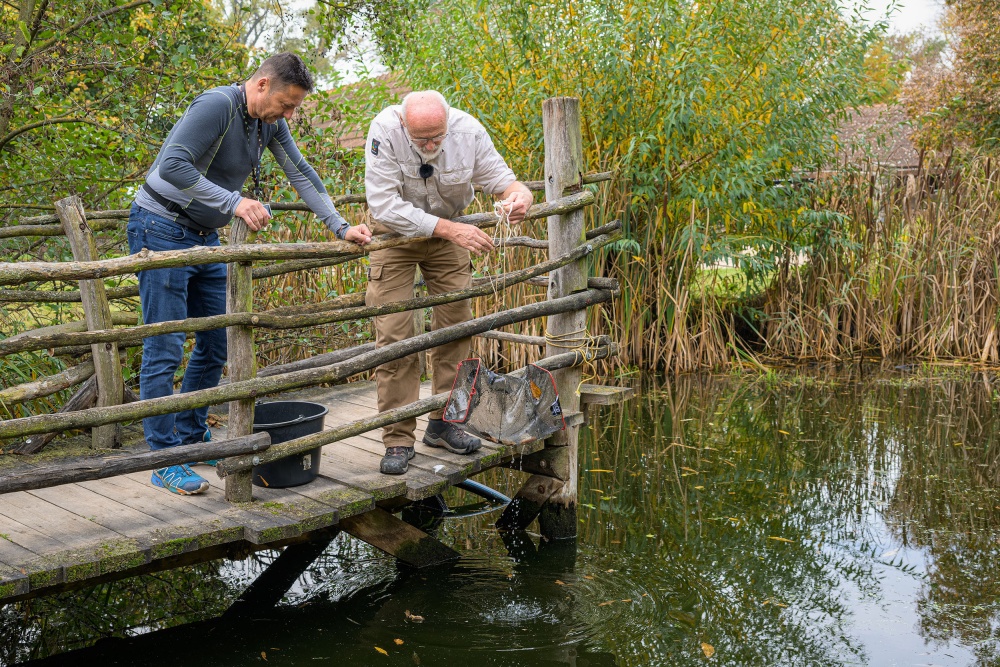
[0,97,621,534]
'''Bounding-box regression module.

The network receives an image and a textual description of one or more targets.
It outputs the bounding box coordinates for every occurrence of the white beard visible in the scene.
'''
[414,144,443,161]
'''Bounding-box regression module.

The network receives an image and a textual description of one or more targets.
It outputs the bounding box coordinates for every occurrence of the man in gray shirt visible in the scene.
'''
[129,52,372,496]
[365,90,532,474]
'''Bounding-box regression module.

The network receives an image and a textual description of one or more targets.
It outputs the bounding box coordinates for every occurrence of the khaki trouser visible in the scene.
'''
[366,225,472,449]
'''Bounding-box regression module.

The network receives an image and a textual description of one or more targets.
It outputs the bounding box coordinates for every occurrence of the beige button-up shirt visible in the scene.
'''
[364,105,518,238]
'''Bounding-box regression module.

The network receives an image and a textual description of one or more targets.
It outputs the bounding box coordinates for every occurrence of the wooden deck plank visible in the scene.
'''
[339,435,472,485]
[0,511,69,555]
[0,492,120,549]
[0,533,41,566]
[27,483,237,567]
[29,485,168,537]
[322,441,449,501]
[315,445,410,501]
[0,378,560,603]
[263,475,374,521]
[79,475,230,524]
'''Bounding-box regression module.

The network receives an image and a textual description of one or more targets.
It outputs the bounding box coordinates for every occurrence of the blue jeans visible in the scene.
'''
[127,204,228,450]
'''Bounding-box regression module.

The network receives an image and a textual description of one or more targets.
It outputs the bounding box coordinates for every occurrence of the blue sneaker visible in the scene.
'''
[151,464,210,495]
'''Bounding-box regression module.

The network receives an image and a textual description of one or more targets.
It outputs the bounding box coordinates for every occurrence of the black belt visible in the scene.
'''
[141,184,214,236]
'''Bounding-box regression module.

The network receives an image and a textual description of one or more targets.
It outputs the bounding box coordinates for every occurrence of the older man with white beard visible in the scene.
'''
[364,90,533,474]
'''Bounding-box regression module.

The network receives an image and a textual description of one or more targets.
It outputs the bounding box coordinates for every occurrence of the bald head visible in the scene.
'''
[400,90,450,160]
[401,90,449,136]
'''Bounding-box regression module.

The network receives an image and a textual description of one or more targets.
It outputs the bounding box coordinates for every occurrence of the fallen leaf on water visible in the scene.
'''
[554,579,566,585]
[606,569,616,573]
[413,652,421,665]
[404,610,424,623]
[394,639,404,645]
[701,642,715,658]
[588,469,614,473]
[261,651,267,661]
[646,534,655,538]
[777,430,790,435]
[584,575,594,580]
[598,600,615,606]
[621,598,632,603]
[767,536,795,543]
[680,467,700,474]
[375,646,388,656]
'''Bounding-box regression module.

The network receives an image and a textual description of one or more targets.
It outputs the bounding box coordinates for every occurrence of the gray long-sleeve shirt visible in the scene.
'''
[364,106,518,237]
[135,85,348,237]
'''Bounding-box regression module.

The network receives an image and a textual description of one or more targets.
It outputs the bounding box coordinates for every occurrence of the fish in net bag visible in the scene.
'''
[443,359,566,446]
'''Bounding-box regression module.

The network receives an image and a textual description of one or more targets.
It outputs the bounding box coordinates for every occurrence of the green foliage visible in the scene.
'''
[396,0,884,369]
[0,1,249,216]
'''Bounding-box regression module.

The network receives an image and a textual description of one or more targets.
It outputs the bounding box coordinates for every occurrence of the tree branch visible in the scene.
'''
[0,116,106,154]
[33,0,152,53]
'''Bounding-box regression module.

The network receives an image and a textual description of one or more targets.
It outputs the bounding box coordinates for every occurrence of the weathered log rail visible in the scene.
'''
[1,98,619,556]
[0,172,611,232]
[0,228,618,356]
[0,192,595,286]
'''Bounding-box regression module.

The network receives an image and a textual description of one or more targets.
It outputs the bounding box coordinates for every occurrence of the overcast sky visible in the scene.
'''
[862,0,944,34]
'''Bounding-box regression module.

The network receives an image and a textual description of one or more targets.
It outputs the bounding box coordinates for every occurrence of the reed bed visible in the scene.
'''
[762,159,1000,362]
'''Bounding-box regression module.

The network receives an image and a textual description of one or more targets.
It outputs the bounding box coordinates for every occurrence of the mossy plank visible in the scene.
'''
[579,383,634,405]
[145,521,245,561]
[289,476,374,517]
[339,508,459,567]
[318,448,407,502]
[0,565,29,600]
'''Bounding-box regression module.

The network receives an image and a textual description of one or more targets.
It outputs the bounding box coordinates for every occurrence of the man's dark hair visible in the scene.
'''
[253,52,314,93]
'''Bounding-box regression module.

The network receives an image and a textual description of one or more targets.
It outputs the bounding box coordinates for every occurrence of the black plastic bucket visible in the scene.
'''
[251,401,328,488]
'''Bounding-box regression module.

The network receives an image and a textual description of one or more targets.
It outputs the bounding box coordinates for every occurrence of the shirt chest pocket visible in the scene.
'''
[400,164,429,198]
[436,168,473,200]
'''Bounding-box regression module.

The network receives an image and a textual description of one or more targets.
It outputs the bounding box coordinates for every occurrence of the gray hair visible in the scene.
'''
[401,90,450,119]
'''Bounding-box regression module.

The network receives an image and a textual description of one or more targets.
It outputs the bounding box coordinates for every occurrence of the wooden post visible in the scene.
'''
[225,220,255,502]
[55,196,123,449]
[539,97,586,539]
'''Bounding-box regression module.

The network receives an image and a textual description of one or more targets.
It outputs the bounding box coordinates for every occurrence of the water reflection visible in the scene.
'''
[2,372,1000,666]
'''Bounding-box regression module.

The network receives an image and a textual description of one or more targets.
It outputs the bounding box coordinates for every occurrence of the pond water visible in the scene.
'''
[3,371,999,666]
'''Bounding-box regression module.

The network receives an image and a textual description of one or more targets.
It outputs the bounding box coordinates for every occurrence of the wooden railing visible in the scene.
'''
[0,98,619,529]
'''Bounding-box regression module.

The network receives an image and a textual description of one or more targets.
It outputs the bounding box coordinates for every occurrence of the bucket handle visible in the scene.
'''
[253,401,315,428]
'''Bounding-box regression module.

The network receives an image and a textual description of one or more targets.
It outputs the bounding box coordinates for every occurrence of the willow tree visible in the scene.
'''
[0,1,249,216]
[394,0,884,369]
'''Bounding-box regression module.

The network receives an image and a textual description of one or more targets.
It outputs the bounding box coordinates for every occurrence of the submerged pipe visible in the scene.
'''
[456,479,511,505]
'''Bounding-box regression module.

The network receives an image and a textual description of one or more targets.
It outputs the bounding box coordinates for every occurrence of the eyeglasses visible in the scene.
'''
[411,133,446,145]
[404,126,447,147]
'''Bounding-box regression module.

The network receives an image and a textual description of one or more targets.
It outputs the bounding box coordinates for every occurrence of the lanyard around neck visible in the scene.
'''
[239,84,264,200]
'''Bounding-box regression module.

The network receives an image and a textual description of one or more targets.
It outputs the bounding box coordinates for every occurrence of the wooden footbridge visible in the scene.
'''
[0,98,632,605]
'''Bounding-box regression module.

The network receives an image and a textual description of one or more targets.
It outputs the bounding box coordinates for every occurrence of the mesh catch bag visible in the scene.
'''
[443,358,566,446]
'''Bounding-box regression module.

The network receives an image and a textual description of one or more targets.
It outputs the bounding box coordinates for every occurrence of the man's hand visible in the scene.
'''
[345,223,373,246]
[501,190,533,223]
[234,198,272,231]
[433,218,495,256]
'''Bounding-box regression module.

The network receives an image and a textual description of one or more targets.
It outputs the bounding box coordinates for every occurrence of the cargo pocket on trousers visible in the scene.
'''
[365,263,383,307]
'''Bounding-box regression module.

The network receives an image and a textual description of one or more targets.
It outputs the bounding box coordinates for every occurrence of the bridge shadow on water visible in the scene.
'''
[16,523,616,667]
